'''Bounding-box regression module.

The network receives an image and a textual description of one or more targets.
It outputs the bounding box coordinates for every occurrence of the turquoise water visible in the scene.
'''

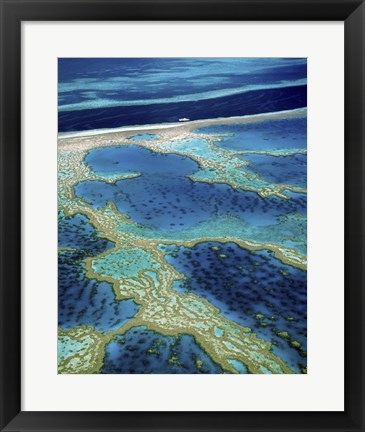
[128,133,159,141]
[58,335,94,362]
[227,359,248,374]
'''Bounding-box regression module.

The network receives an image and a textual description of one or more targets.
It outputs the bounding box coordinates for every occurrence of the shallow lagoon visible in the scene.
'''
[58,212,114,254]
[58,214,140,332]
[161,241,307,373]
[77,145,306,235]
[244,153,307,188]
[102,326,224,374]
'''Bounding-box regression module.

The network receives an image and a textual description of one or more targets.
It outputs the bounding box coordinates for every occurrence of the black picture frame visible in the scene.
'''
[1,1,364,431]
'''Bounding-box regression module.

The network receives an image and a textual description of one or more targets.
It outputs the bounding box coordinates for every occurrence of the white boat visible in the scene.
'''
[178,117,190,122]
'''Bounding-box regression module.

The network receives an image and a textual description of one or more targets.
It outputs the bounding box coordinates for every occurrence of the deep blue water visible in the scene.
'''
[244,154,307,187]
[101,326,224,374]
[195,117,307,151]
[58,58,306,132]
[76,145,306,233]
[58,214,140,331]
[59,58,307,105]
[59,86,306,132]
[161,242,307,373]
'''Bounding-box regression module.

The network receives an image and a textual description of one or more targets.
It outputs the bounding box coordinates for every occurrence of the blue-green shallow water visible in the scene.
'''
[101,326,224,374]
[161,242,307,373]
[58,214,140,332]
[128,133,159,141]
[228,359,248,374]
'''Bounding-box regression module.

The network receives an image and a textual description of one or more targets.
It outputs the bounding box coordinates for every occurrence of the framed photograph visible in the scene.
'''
[0,0,364,431]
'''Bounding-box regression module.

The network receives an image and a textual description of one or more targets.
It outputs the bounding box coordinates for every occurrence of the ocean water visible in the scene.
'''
[58,58,306,132]
[101,326,224,374]
[59,87,307,132]
[76,145,306,235]
[162,242,307,373]
[58,214,140,332]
